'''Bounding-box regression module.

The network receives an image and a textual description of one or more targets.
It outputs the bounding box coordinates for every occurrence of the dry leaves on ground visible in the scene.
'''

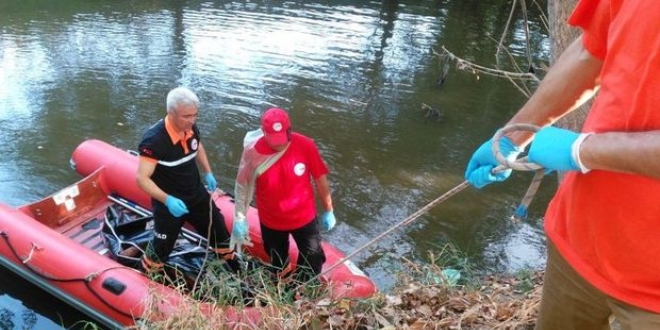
[293,270,544,330]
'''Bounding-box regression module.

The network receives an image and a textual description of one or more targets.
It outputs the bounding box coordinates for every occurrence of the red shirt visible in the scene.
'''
[546,0,660,312]
[253,133,329,230]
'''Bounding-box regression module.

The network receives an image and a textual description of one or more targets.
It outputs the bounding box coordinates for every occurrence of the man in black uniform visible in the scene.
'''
[136,86,237,273]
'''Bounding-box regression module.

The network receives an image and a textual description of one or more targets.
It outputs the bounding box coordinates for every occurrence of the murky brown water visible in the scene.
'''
[0,0,552,328]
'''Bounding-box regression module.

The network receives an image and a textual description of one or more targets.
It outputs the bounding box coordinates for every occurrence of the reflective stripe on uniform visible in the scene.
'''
[157,151,198,167]
[141,256,164,273]
[214,247,235,260]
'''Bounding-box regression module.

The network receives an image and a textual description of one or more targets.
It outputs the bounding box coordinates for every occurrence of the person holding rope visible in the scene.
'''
[231,107,336,292]
[136,86,239,274]
[465,1,660,329]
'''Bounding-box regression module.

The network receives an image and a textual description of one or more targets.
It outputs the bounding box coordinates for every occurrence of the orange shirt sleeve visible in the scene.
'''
[568,0,612,60]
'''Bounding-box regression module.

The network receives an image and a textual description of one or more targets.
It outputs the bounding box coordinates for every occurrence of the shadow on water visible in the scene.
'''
[0,0,551,326]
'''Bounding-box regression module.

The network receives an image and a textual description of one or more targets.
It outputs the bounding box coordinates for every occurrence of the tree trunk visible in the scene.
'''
[548,0,590,131]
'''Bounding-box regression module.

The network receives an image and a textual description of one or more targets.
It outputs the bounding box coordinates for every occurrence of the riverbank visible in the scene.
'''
[128,259,546,329]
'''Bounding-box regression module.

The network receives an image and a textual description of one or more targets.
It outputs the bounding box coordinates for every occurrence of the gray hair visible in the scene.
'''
[166,87,200,114]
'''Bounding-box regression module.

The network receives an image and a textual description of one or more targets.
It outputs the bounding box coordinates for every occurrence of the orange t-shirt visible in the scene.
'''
[546,0,660,312]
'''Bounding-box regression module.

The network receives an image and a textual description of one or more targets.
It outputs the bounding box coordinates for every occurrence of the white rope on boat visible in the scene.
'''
[22,243,43,264]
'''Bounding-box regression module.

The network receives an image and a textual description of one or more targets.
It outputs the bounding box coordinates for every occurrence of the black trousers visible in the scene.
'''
[147,193,231,263]
[260,218,326,284]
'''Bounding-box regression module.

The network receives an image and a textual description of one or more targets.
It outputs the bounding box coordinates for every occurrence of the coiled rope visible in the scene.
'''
[312,123,545,281]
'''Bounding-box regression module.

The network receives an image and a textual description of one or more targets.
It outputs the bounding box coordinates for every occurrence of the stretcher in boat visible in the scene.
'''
[0,139,376,329]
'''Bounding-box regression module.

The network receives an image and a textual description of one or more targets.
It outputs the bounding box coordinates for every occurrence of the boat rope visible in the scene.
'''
[311,123,545,283]
[102,211,146,258]
[22,243,43,264]
[192,191,217,292]
[0,231,138,318]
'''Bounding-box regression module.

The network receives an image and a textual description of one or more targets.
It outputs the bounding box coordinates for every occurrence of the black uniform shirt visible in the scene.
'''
[138,115,204,204]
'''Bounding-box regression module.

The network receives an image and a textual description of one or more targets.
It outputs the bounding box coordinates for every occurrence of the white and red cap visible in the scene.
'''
[261,107,291,145]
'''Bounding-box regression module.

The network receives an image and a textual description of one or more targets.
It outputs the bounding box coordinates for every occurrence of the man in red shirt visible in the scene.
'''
[465,0,660,328]
[231,108,336,290]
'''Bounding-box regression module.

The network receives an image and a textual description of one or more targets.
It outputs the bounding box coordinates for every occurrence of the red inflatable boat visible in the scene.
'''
[0,139,376,329]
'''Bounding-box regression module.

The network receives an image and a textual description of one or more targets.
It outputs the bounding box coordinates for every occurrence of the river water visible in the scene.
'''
[0,0,552,328]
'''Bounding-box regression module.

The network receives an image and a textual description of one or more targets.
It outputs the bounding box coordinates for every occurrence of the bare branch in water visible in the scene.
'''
[435,46,540,83]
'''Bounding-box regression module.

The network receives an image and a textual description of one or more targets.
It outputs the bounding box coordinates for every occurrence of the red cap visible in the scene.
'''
[261,108,291,146]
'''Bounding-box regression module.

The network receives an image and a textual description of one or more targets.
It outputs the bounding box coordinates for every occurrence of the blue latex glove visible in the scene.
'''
[320,211,336,232]
[164,195,189,217]
[204,172,217,192]
[229,217,252,254]
[528,126,580,172]
[464,136,522,188]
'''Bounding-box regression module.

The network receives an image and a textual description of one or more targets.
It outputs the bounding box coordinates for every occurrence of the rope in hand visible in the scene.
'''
[492,123,544,219]
[309,123,545,283]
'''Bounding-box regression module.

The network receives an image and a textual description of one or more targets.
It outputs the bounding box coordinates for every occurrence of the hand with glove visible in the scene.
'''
[204,172,217,192]
[528,126,591,173]
[164,195,189,217]
[229,217,253,254]
[464,136,522,188]
[320,210,336,232]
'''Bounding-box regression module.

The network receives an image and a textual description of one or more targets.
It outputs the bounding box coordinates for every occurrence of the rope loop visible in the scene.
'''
[23,243,43,264]
[85,272,100,282]
[492,123,543,171]
[492,123,548,220]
